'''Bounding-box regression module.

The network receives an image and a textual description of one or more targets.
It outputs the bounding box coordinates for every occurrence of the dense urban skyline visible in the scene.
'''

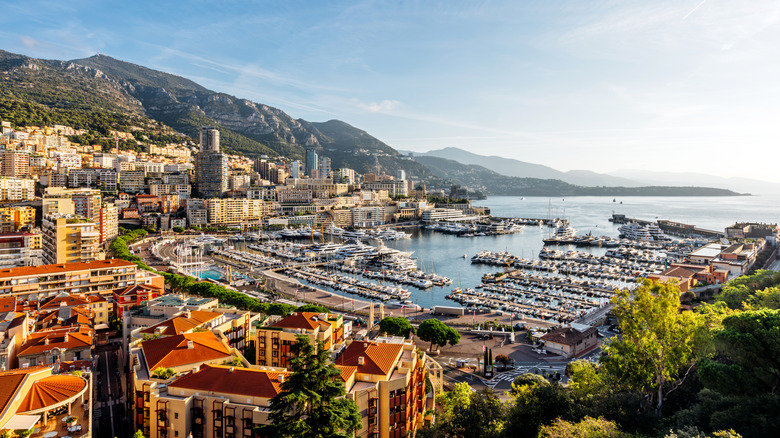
[3,0,780,181]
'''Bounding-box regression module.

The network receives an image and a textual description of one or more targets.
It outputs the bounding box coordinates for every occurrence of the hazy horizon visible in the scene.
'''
[3,1,780,183]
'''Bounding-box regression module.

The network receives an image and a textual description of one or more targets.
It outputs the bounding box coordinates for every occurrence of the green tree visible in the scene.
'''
[264,335,360,438]
[133,430,146,438]
[495,354,510,369]
[296,304,330,314]
[378,316,415,338]
[699,309,780,395]
[424,383,506,438]
[566,360,605,401]
[152,367,176,379]
[538,416,626,438]
[417,319,460,353]
[601,279,704,417]
[505,373,573,438]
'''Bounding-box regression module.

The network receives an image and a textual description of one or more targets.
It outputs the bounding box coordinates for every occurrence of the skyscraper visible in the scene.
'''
[199,127,220,152]
[290,160,302,179]
[304,148,318,177]
[195,127,228,198]
[318,156,331,178]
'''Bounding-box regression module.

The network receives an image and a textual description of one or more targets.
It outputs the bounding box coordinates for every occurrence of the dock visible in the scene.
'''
[609,214,724,238]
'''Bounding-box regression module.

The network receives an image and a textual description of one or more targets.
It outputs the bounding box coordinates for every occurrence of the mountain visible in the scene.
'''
[0,50,431,177]
[415,147,640,187]
[608,170,780,195]
[414,156,742,197]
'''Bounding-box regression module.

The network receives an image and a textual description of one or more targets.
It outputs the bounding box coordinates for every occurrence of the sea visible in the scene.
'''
[242,195,780,310]
[377,195,780,310]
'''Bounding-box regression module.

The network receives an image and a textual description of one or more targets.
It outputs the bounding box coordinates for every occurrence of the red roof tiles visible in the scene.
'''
[141,331,232,371]
[170,364,289,399]
[17,374,87,412]
[335,341,403,376]
[0,259,136,279]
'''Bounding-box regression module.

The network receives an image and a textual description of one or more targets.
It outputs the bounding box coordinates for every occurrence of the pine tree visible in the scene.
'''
[263,335,361,438]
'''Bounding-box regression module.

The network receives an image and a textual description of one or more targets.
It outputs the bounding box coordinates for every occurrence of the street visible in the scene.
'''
[94,342,130,438]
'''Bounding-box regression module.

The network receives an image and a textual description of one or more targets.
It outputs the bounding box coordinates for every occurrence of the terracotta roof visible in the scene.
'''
[335,341,403,376]
[0,259,136,279]
[17,328,93,357]
[0,367,44,415]
[540,326,598,347]
[37,307,92,329]
[39,293,91,309]
[141,331,232,371]
[661,266,697,279]
[114,284,162,298]
[335,365,357,383]
[17,374,86,413]
[140,310,222,336]
[170,364,289,399]
[0,296,16,312]
[271,312,332,331]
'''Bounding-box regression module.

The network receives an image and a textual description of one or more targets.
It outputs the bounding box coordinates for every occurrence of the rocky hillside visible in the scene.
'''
[0,50,432,177]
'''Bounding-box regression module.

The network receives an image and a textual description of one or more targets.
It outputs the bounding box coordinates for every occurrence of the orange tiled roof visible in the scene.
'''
[114,284,162,298]
[0,259,136,279]
[170,364,289,399]
[17,328,93,357]
[141,331,232,371]
[271,312,331,331]
[335,341,403,376]
[0,367,44,415]
[140,311,221,336]
[0,296,16,312]
[17,374,86,413]
[335,365,357,383]
[39,294,91,309]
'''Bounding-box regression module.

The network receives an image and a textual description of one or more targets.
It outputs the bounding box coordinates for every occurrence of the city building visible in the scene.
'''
[0,259,159,302]
[539,323,600,358]
[255,312,344,368]
[41,214,104,265]
[0,177,35,201]
[0,366,90,434]
[0,232,42,269]
[305,148,318,177]
[1,150,29,177]
[195,152,228,198]
[205,198,264,226]
[17,326,94,366]
[336,338,434,438]
[200,127,220,153]
[0,206,35,233]
[120,170,146,193]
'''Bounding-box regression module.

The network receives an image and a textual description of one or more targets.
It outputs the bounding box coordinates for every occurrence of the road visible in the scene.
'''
[94,342,130,438]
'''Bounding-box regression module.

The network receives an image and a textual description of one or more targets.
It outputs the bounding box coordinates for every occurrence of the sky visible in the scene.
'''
[3,0,780,182]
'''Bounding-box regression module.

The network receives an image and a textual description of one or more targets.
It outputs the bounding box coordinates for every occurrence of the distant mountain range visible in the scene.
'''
[409,147,640,187]
[606,170,780,195]
[0,49,748,197]
[413,155,741,197]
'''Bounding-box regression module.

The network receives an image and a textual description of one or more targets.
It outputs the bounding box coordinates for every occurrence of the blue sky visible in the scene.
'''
[3,0,780,181]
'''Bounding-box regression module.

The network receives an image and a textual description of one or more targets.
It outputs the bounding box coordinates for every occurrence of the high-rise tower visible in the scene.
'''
[199,127,220,153]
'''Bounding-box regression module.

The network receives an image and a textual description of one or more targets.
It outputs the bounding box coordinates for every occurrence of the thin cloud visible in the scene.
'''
[356,99,401,113]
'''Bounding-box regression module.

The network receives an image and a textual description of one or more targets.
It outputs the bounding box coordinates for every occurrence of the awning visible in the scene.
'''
[3,414,40,430]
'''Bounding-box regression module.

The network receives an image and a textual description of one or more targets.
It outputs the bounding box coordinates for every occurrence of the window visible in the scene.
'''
[174,413,178,419]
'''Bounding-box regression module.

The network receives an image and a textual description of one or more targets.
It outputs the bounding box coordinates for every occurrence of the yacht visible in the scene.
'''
[618,222,653,241]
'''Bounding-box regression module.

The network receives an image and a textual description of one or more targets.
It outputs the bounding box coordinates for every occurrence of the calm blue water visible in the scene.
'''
[237,195,779,309]
[379,195,780,309]
[193,268,222,281]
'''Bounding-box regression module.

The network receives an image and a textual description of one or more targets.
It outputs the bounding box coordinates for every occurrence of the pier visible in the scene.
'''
[609,214,724,238]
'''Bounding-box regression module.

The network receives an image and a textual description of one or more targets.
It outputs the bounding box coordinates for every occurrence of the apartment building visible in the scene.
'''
[17,326,94,366]
[0,232,42,269]
[139,337,436,438]
[41,214,104,264]
[120,170,146,193]
[255,312,344,368]
[0,206,35,233]
[205,198,264,226]
[0,177,35,201]
[337,338,433,438]
[100,202,119,243]
[0,259,149,301]
[130,331,248,437]
[1,150,29,177]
